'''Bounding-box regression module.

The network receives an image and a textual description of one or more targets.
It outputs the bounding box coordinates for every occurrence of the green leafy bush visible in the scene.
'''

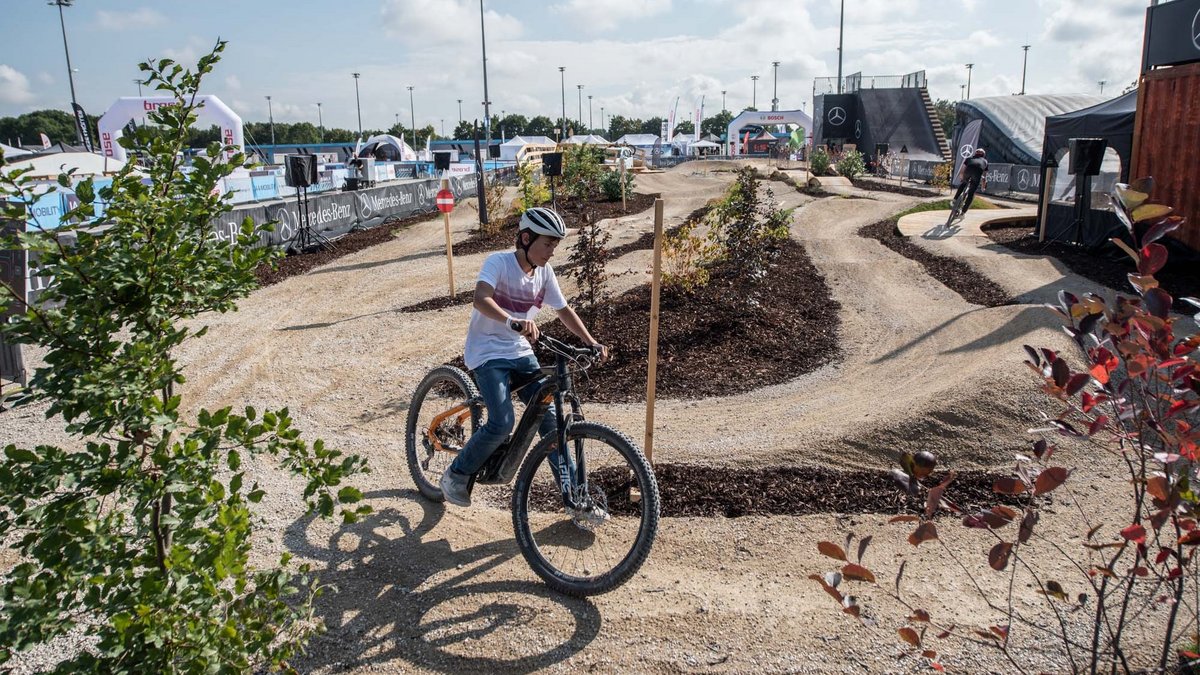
[0,42,369,672]
[566,210,611,322]
[708,167,793,283]
[834,148,865,179]
[513,159,550,214]
[561,144,605,204]
[810,147,833,177]
[600,168,635,202]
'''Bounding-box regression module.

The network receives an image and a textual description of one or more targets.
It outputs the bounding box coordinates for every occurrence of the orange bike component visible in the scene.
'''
[426,404,471,453]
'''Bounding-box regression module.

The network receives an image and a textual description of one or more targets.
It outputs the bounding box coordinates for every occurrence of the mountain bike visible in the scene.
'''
[405,332,660,596]
[945,187,968,227]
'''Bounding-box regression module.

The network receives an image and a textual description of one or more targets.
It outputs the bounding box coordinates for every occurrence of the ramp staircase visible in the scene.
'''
[920,87,952,160]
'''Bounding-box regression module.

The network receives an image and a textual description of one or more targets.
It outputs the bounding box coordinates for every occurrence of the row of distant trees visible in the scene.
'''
[1,108,750,151]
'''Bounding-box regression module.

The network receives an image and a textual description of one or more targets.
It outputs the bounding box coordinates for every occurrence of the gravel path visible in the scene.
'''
[1,161,1165,673]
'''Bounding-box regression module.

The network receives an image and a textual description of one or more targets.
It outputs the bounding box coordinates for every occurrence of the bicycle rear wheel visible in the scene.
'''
[405,365,483,501]
[511,422,660,596]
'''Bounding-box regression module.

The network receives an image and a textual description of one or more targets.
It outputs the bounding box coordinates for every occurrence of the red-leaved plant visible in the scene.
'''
[812,178,1199,673]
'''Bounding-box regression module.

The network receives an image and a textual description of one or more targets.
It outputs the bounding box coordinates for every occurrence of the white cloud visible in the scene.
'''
[0,65,34,105]
[225,75,242,91]
[552,0,672,33]
[163,37,210,67]
[1039,0,1141,93]
[37,72,55,85]
[380,0,522,45]
[96,8,166,31]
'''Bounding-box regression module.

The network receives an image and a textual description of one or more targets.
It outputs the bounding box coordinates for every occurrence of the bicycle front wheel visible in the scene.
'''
[511,422,660,596]
[405,365,482,501]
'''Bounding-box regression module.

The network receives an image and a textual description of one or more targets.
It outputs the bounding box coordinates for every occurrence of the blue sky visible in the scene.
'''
[1,0,1149,132]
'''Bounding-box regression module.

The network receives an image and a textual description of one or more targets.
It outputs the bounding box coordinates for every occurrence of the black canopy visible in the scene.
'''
[1041,90,1136,181]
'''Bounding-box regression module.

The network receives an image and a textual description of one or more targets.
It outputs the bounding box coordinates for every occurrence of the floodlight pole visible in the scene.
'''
[352,72,362,138]
[50,0,82,144]
[771,61,780,111]
[751,75,759,109]
[1020,45,1030,95]
[559,67,567,141]
[965,63,974,99]
[836,0,845,94]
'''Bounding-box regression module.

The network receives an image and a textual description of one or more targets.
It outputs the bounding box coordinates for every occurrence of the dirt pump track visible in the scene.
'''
[1,160,1164,672]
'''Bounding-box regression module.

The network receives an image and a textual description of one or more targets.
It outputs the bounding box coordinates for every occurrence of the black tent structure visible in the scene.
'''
[1036,90,1137,247]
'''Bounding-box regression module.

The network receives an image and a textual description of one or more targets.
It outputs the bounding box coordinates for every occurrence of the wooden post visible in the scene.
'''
[440,177,456,296]
[620,157,627,212]
[643,199,664,464]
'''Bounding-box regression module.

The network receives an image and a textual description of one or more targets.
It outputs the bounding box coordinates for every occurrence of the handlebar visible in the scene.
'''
[510,320,602,359]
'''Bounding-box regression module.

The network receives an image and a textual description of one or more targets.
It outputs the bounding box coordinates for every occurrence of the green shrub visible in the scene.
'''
[835,149,865,179]
[0,41,369,671]
[513,159,550,214]
[561,144,605,204]
[810,147,832,176]
[600,168,635,202]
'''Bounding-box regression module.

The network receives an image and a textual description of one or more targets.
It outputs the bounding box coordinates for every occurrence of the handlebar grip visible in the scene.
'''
[510,320,523,332]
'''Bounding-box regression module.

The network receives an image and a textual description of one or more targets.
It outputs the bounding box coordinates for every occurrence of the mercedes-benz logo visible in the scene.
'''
[357,192,374,219]
[959,143,974,159]
[854,120,862,138]
[1193,8,1200,51]
[827,107,846,125]
[1017,169,1031,190]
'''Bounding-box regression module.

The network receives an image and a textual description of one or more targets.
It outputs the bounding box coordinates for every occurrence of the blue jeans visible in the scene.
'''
[450,355,560,477]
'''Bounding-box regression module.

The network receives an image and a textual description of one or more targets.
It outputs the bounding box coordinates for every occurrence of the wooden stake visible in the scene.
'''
[441,177,456,296]
[643,198,664,464]
[620,157,627,213]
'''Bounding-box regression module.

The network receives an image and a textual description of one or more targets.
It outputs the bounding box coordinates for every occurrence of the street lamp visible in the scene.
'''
[588,95,593,132]
[133,78,143,96]
[352,72,362,138]
[965,63,974,99]
[316,102,324,142]
[771,61,780,111]
[407,85,416,146]
[457,99,463,123]
[266,95,275,146]
[1020,45,1030,95]
[960,84,966,100]
[722,90,727,112]
[479,0,493,158]
[751,75,759,109]
[1099,80,1106,94]
[601,106,605,131]
[49,0,81,144]
[558,66,567,141]
[577,84,584,134]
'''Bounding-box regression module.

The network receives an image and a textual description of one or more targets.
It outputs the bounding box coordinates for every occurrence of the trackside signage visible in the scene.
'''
[1143,0,1200,69]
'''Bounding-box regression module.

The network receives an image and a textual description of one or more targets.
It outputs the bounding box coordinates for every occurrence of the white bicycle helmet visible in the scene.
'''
[518,207,567,239]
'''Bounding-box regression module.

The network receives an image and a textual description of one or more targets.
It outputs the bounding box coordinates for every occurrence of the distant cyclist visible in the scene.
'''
[953,148,988,214]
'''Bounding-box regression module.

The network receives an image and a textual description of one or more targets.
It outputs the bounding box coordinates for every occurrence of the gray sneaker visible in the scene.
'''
[440,468,472,507]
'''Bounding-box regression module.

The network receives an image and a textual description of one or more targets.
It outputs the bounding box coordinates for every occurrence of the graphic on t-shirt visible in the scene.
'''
[493,282,547,314]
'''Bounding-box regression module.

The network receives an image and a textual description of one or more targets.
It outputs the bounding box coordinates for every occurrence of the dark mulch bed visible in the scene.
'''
[526,464,1020,518]
[452,192,659,258]
[397,289,476,314]
[539,237,842,403]
[984,221,1200,313]
[851,178,941,197]
[254,210,435,287]
[860,219,1014,308]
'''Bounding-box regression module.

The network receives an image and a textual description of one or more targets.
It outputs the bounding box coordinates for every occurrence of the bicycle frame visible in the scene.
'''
[471,352,587,510]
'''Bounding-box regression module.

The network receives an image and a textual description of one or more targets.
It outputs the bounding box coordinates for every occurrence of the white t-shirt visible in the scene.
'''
[464,251,568,370]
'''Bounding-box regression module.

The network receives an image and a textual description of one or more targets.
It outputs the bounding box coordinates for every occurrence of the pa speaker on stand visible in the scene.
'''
[542,152,563,209]
[284,154,336,254]
[1066,138,1107,248]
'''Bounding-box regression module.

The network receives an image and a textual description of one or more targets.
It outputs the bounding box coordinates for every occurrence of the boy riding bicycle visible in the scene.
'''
[439,207,609,507]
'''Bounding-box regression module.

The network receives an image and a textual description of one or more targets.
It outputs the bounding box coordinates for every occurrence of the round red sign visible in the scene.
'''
[436,188,454,214]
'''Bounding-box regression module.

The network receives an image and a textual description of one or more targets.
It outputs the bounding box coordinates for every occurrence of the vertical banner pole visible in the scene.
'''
[643,198,664,465]
[441,177,456,296]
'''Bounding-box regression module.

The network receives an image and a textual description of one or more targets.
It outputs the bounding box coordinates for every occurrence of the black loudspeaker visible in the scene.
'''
[488,144,501,159]
[875,143,889,157]
[542,152,563,177]
[434,151,451,171]
[285,154,318,188]
[1068,138,1107,176]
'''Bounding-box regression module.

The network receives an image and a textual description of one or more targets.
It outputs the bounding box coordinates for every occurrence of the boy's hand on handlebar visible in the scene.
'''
[510,318,540,342]
[591,343,610,364]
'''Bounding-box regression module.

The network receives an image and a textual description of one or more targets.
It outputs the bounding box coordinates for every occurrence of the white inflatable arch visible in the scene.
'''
[97,95,244,162]
[726,109,812,156]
